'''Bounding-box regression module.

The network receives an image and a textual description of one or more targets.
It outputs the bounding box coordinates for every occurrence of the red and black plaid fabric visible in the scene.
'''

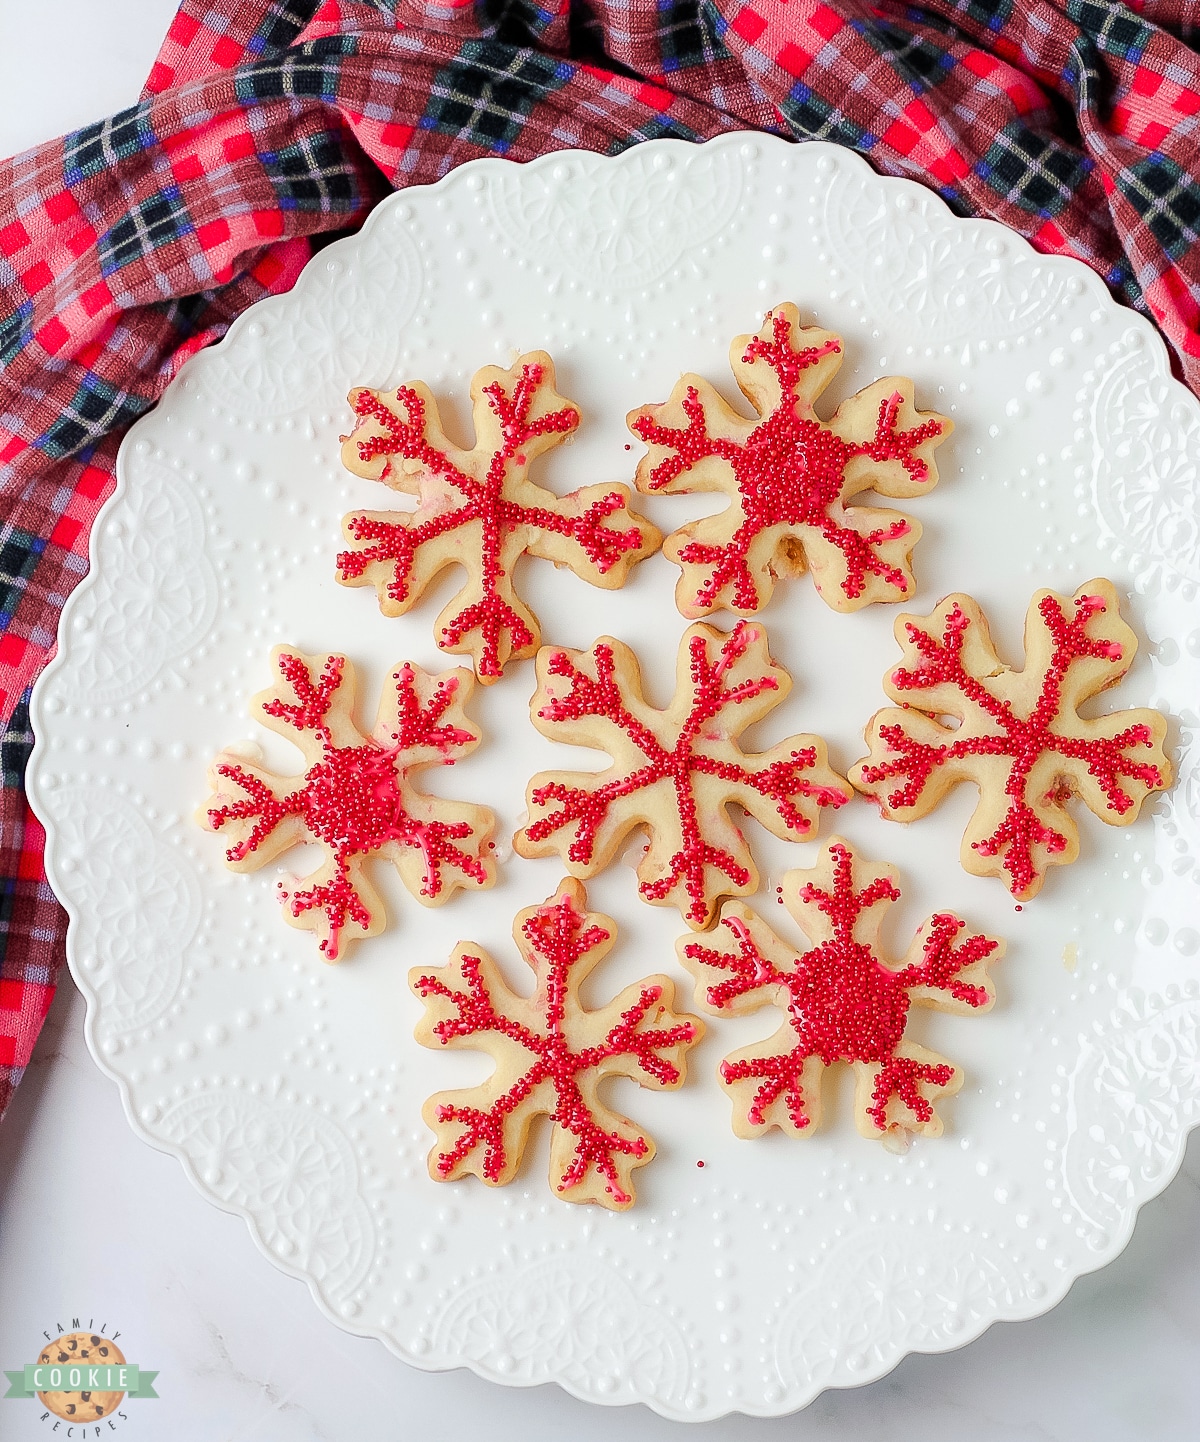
[2,0,1199,1118]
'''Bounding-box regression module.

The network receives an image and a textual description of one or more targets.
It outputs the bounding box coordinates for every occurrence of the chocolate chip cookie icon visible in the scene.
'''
[36,1332,126,1421]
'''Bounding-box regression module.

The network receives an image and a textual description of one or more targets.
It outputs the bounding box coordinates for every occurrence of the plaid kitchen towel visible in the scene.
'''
[1,0,1199,1118]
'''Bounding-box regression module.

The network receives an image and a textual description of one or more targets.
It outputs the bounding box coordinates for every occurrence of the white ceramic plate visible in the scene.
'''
[28,134,1200,1420]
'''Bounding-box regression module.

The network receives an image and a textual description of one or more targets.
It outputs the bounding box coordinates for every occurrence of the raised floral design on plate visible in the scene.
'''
[52,784,199,1033]
[1062,992,1200,1233]
[820,166,1069,340]
[772,1224,1026,1391]
[190,212,422,416]
[423,1255,691,1404]
[1083,337,1200,583]
[159,1091,376,1302]
[485,146,743,291]
[70,461,219,706]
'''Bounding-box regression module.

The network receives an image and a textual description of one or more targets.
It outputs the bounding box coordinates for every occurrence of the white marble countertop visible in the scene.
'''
[3,6,1200,1437]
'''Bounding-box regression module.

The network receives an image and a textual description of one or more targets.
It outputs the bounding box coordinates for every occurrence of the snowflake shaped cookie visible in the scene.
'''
[411,878,703,1210]
[201,647,496,959]
[628,302,951,616]
[338,352,661,681]
[514,619,851,929]
[681,839,1002,1140]
[850,579,1173,899]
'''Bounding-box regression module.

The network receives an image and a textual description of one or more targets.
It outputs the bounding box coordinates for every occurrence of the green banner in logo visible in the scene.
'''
[4,1365,159,1399]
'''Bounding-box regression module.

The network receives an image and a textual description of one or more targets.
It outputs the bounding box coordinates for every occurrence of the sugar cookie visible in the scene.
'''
[515,619,851,929]
[628,302,951,616]
[338,353,661,681]
[849,579,1173,899]
[681,839,1002,1140]
[411,878,703,1210]
[201,647,496,959]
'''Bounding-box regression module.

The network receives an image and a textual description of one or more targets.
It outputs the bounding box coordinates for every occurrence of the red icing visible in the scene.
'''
[340,365,647,678]
[208,653,488,958]
[859,591,1166,897]
[687,842,997,1132]
[523,621,848,926]
[632,311,944,611]
[415,886,698,1203]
